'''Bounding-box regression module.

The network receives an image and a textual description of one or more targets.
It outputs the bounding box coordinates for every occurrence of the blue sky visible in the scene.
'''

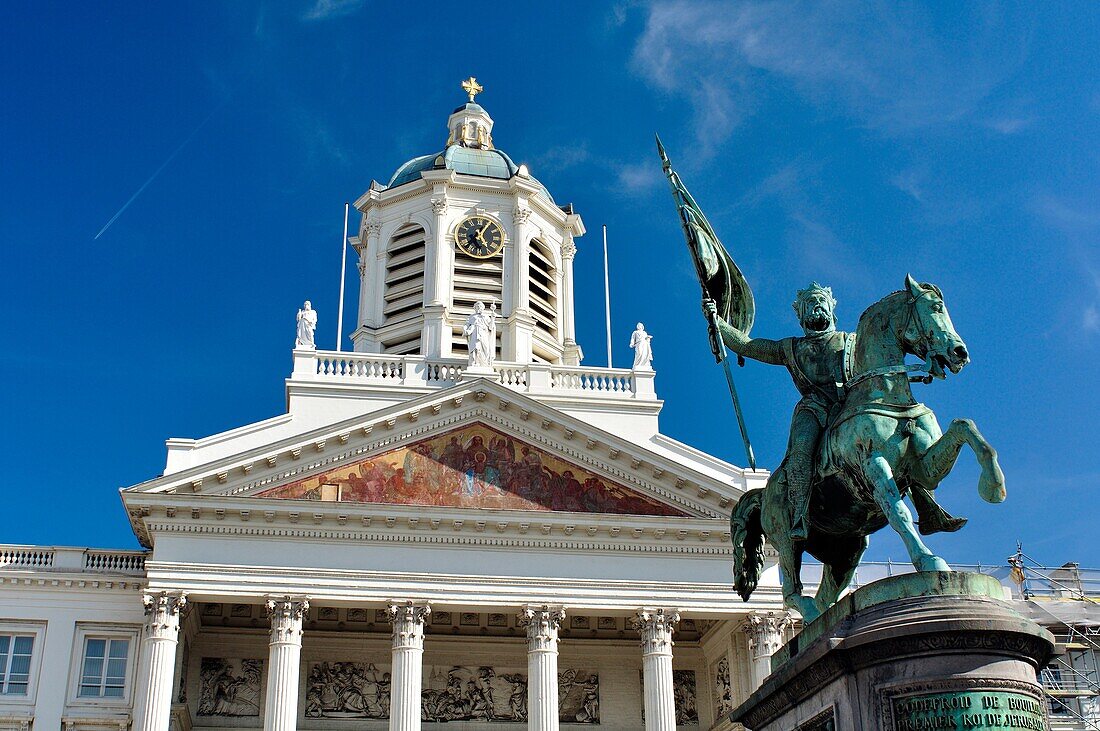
[2,2,1097,568]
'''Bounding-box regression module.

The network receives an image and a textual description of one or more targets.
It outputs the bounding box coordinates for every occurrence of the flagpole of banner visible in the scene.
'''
[657,135,757,471]
[707,306,757,470]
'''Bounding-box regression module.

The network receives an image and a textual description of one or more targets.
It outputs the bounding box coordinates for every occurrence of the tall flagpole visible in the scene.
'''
[603,224,613,368]
[335,201,350,352]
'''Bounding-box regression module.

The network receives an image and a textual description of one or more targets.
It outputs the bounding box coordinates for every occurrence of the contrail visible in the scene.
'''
[94,100,227,240]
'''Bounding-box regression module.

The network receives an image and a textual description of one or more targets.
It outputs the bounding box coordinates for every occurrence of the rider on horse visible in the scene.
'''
[706,282,845,541]
[706,282,966,540]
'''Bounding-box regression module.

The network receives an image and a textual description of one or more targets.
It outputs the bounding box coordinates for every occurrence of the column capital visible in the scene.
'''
[632,608,680,655]
[513,205,532,226]
[365,219,383,238]
[265,596,309,644]
[742,611,792,655]
[387,601,431,650]
[518,605,565,652]
[142,592,187,639]
[430,197,448,216]
[561,240,577,260]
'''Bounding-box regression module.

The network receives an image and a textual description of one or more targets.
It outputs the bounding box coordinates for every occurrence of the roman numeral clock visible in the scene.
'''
[455,215,505,259]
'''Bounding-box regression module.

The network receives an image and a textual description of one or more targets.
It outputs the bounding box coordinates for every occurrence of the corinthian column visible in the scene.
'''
[388,602,431,731]
[518,605,565,731]
[263,597,309,731]
[742,612,791,690]
[633,608,679,731]
[133,592,187,731]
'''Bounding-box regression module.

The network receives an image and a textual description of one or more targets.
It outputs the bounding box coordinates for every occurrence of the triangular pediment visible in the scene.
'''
[122,379,758,550]
[254,423,689,517]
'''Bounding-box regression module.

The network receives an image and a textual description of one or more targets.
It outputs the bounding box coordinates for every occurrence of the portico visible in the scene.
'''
[128,586,782,731]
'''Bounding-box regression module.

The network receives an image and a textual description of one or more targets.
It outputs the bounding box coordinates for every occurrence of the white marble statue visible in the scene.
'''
[464,301,496,369]
[630,322,653,370]
[296,301,318,349]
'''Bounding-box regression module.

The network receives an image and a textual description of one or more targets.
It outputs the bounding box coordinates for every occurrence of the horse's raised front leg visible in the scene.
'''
[865,452,950,573]
[918,418,1006,504]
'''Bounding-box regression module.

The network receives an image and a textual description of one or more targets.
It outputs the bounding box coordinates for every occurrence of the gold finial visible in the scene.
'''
[461,76,483,102]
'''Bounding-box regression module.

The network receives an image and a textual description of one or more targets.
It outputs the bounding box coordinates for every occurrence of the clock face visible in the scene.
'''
[455,215,505,258]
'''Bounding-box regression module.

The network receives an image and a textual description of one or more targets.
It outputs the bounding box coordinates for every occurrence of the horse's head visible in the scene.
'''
[901,274,969,379]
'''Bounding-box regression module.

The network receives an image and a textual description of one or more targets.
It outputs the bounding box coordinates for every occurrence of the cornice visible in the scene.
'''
[129,492,732,555]
[0,572,144,593]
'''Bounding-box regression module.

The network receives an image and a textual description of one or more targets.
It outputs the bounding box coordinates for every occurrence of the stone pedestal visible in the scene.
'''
[731,572,1056,731]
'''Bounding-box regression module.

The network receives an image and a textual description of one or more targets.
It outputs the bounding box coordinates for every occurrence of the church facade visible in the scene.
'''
[0,83,790,731]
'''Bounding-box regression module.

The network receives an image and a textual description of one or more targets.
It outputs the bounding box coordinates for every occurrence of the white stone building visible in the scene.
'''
[0,85,789,731]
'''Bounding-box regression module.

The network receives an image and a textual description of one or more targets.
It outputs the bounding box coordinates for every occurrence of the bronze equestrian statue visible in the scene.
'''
[660,139,1006,622]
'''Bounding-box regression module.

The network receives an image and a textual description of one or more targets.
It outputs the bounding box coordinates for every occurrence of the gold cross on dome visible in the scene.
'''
[461,76,483,102]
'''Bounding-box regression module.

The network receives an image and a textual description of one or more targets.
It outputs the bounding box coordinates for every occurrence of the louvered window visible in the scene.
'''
[383,225,426,326]
[528,239,558,339]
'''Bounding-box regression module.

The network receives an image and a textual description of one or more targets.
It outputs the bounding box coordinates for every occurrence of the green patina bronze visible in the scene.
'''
[659,141,1007,622]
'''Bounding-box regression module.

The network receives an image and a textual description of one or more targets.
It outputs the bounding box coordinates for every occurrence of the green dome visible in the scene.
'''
[386,146,555,203]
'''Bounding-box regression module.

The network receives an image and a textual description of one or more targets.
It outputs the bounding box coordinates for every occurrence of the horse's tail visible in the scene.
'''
[730,488,766,602]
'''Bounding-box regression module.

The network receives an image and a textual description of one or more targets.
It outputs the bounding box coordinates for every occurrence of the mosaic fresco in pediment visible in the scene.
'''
[256,424,687,517]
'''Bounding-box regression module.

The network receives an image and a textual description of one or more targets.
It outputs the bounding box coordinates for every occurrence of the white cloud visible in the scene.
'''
[1084,305,1100,333]
[615,161,662,193]
[1032,194,1100,233]
[890,168,926,202]
[302,0,365,21]
[531,144,592,174]
[985,117,1034,135]
[630,1,1029,152]
[738,159,816,208]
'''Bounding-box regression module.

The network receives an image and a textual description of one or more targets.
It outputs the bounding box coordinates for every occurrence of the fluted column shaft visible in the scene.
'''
[519,606,564,731]
[743,612,791,690]
[264,597,309,731]
[133,592,186,731]
[388,602,431,731]
[633,609,679,731]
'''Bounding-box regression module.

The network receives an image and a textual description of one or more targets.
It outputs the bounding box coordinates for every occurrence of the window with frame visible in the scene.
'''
[0,633,34,695]
[77,637,130,698]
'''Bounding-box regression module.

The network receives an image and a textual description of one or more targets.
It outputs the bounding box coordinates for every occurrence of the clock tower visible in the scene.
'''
[349,79,586,366]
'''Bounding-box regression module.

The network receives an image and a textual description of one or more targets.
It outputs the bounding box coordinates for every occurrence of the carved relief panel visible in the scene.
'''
[302,661,599,723]
[197,658,263,717]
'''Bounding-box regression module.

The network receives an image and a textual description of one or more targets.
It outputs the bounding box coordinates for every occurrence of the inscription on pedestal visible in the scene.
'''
[891,691,1046,730]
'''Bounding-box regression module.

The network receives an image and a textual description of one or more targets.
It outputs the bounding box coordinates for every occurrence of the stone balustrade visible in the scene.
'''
[293,350,657,401]
[0,545,147,576]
